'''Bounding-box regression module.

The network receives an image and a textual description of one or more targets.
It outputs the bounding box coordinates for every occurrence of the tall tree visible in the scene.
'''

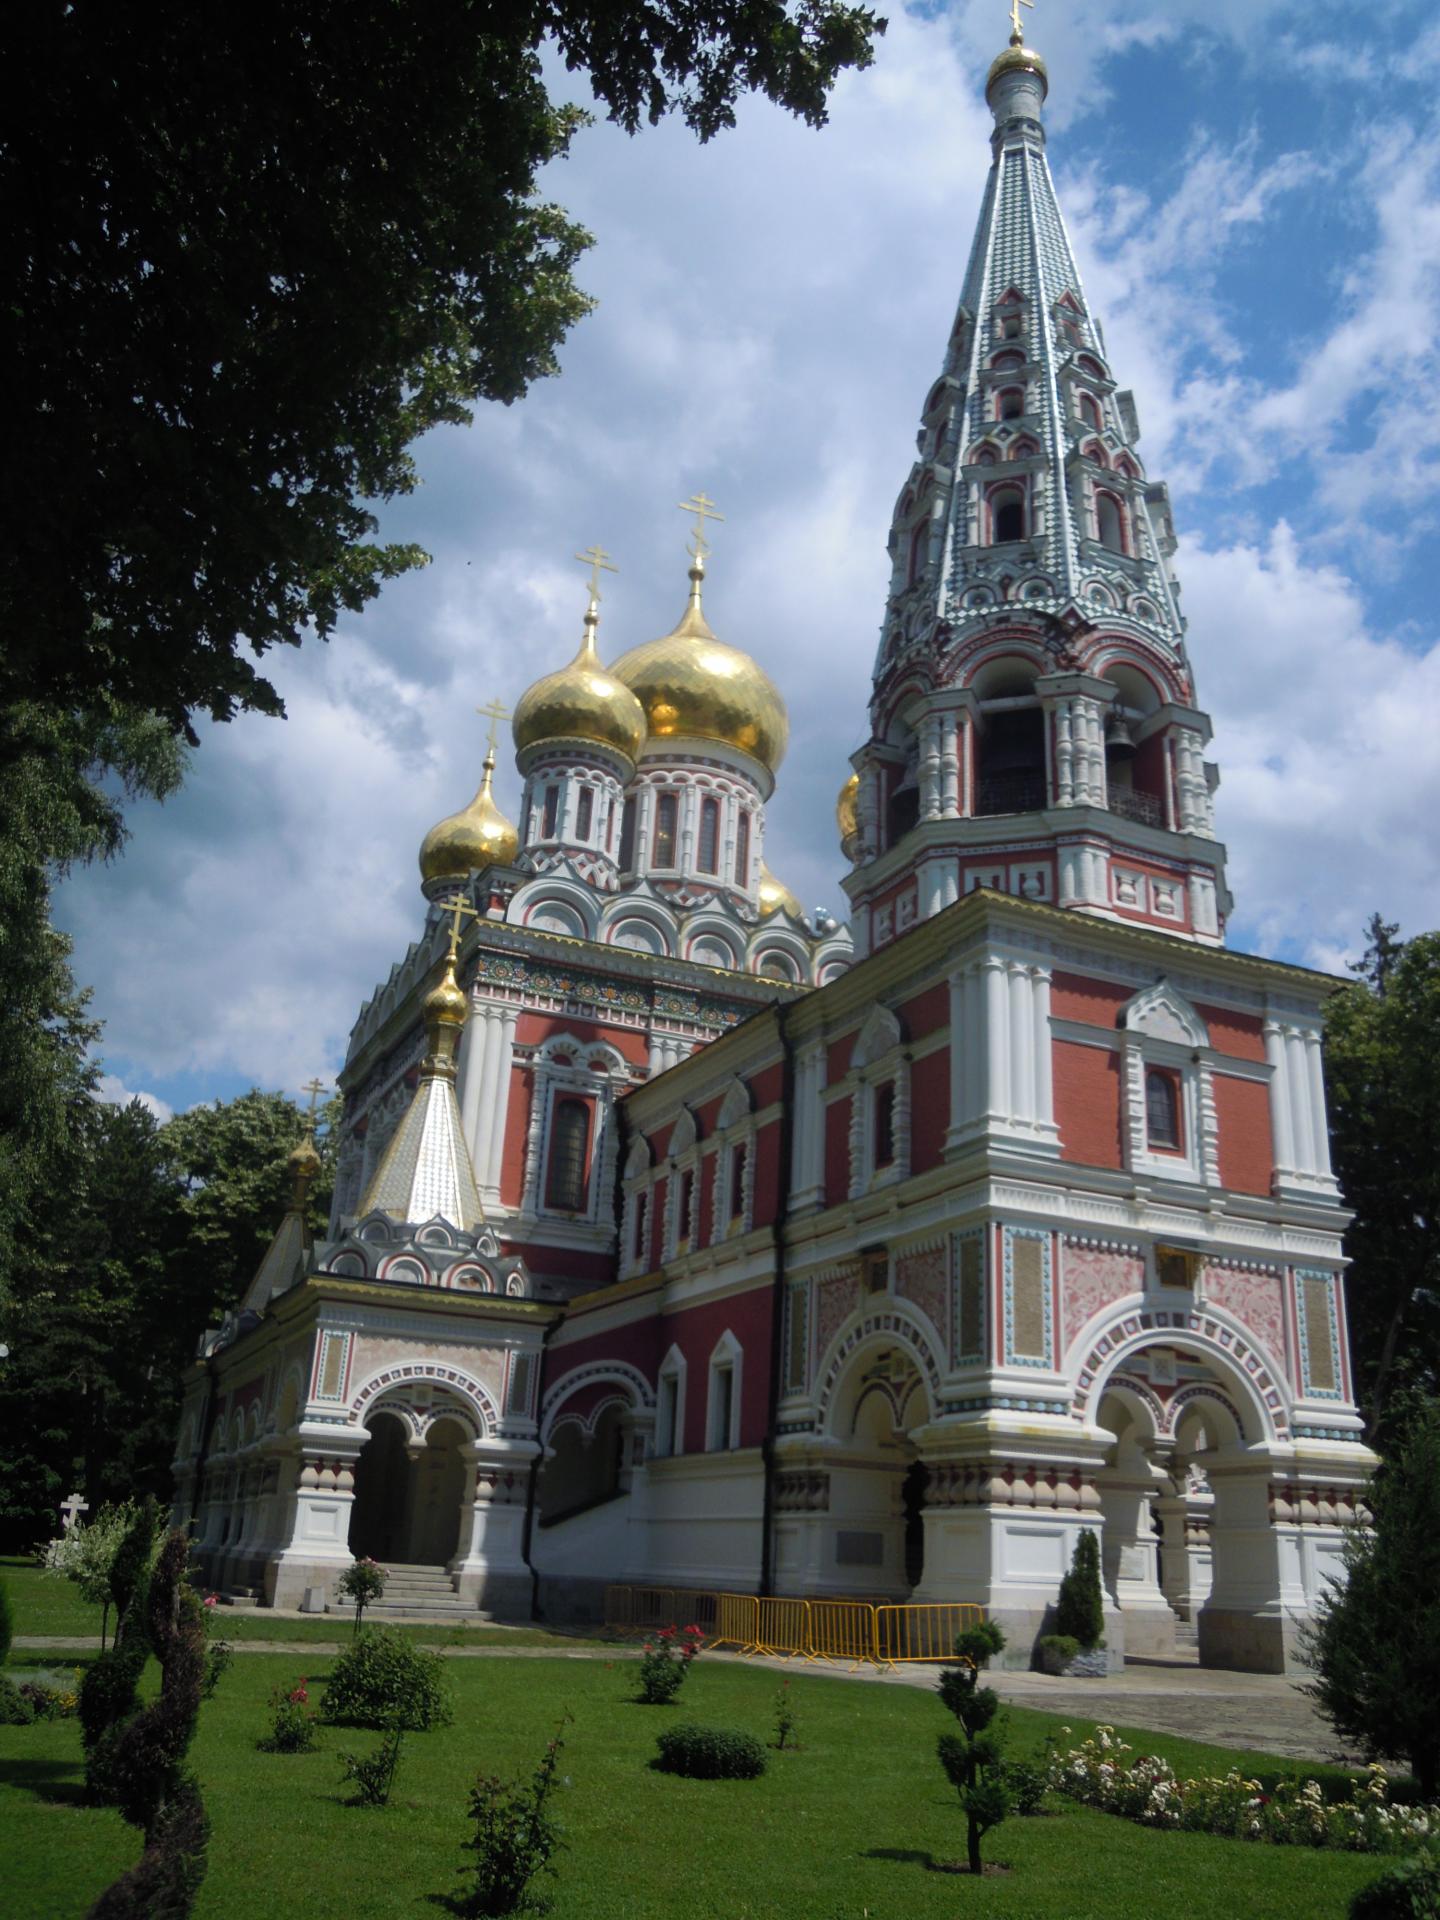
[1325,916,1440,1438]
[1,0,883,736]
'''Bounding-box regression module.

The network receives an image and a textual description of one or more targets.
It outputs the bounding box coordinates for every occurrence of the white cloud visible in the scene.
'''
[94,1074,174,1124]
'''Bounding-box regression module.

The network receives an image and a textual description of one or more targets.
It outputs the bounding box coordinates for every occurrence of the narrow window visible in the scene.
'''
[545,1098,591,1210]
[1145,1070,1180,1150]
[1079,391,1102,431]
[698,797,719,873]
[874,1082,896,1169]
[907,519,927,583]
[1096,492,1125,554]
[1002,313,1022,339]
[735,809,751,885]
[677,1167,695,1246]
[632,1192,647,1261]
[998,387,1025,421]
[654,792,678,867]
[658,1374,679,1455]
[993,491,1025,543]
[618,795,637,870]
[729,1143,747,1222]
[541,785,559,838]
[575,785,594,840]
[710,1364,734,1451]
[605,799,615,852]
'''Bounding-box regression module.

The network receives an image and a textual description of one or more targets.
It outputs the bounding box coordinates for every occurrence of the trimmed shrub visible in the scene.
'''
[80,1644,147,1757]
[1035,1633,1080,1674]
[1054,1531,1106,1651]
[654,1724,766,1781]
[322,1625,452,1731]
[87,1780,210,1920]
[0,1674,35,1724]
[1350,1851,1440,1920]
[936,1620,1011,1875]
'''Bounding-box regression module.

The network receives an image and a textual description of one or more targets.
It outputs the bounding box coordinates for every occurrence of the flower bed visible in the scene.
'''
[1048,1727,1436,1854]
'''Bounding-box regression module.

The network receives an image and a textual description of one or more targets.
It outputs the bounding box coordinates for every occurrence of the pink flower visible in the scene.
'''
[204,1594,218,1609]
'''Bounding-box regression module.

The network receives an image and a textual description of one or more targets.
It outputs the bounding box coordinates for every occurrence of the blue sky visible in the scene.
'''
[56,0,1440,1120]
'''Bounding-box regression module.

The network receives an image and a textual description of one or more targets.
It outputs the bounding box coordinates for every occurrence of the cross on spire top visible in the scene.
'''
[437,889,479,963]
[679,491,724,562]
[475,696,510,756]
[301,1078,327,1121]
[574,544,618,602]
[1009,0,1034,40]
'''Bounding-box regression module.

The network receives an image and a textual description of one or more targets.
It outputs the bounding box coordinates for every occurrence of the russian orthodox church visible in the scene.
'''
[174,21,1373,1672]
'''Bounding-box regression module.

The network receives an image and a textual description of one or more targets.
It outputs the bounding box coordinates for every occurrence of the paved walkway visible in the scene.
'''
[14,1634,1348,1766]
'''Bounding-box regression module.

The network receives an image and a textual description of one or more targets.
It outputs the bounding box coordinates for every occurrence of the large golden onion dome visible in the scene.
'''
[418,750,520,889]
[758,864,806,925]
[836,772,859,845]
[512,601,646,764]
[610,561,789,777]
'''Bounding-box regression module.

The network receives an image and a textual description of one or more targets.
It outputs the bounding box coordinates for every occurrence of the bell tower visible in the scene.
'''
[840,15,1229,959]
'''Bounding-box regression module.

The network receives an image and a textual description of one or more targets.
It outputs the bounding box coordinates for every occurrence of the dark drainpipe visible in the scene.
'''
[759,1001,798,1598]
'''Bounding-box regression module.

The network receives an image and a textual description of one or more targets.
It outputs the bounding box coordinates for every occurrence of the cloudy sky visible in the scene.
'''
[62,0,1440,1121]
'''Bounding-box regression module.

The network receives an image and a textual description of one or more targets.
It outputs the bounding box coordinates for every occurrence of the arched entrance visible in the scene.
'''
[536,1401,628,1528]
[822,1342,930,1599]
[348,1406,468,1566]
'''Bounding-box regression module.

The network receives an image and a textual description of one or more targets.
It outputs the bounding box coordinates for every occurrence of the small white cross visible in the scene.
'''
[60,1491,89,1531]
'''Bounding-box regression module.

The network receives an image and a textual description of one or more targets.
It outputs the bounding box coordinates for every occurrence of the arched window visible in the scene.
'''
[1096,491,1126,554]
[575,785,593,840]
[698,796,719,873]
[1084,440,1108,468]
[997,387,1025,421]
[1079,355,1106,381]
[734,809,751,886]
[873,1082,896,1170]
[653,792,678,867]
[907,519,927,583]
[992,488,1025,544]
[545,1099,591,1211]
[991,350,1025,370]
[1078,391,1102,431]
[618,795,637,871]
[1145,1070,1180,1150]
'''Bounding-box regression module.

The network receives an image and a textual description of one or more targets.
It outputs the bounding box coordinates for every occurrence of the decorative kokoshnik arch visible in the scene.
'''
[813,1301,945,1437]
[348,1362,503,1440]
[539,1360,655,1446]
[1074,1304,1287,1441]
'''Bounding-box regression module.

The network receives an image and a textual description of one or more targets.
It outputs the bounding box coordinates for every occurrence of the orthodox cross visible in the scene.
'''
[438,889,479,963]
[475,696,510,756]
[60,1491,89,1531]
[679,491,725,560]
[301,1077,327,1118]
[1009,0,1034,38]
[575,544,618,601]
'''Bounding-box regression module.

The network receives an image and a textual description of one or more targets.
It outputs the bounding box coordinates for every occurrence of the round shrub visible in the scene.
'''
[1350,1851,1440,1920]
[322,1625,453,1731]
[0,1674,35,1725]
[654,1724,766,1781]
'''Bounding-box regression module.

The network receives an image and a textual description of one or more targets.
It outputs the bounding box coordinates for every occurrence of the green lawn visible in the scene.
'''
[1,1556,592,1648]
[0,1646,1390,1920]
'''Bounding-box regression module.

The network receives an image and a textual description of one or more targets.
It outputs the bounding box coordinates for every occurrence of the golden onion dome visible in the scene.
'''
[511,603,647,764]
[424,966,468,1030]
[418,751,520,888]
[758,864,806,925]
[836,772,860,845]
[987,31,1048,97]
[609,562,789,777]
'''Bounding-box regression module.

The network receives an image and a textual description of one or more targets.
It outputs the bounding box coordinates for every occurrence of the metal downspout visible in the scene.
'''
[759,1001,797,1597]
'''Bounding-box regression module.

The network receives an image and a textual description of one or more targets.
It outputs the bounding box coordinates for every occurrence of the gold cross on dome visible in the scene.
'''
[1009,0,1034,39]
[475,696,510,755]
[438,889,479,963]
[679,490,725,560]
[301,1077,328,1118]
[575,544,618,601]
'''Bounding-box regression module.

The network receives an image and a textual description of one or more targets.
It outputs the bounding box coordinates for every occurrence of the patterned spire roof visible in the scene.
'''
[873,33,1189,701]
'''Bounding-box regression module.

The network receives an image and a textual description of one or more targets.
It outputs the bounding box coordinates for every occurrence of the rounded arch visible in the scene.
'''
[511,875,601,940]
[349,1361,502,1438]
[1074,1310,1286,1442]
[813,1301,945,1438]
[540,1360,654,1445]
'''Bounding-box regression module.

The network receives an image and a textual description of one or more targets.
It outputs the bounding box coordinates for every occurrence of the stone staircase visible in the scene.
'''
[328,1562,479,1620]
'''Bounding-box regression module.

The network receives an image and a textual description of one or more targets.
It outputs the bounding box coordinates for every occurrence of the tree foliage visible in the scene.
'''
[1053,1528,1106,1651]
[0,1090,334,1549]
[1325,915,1440,1435]
[1301,1402,1440,1800]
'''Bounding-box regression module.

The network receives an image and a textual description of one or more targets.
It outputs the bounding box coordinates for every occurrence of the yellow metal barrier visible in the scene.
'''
[874,1602,986,1667]
[755,1596,812,1660]
[807,1598,879,1668]
[708,1592,760,1653]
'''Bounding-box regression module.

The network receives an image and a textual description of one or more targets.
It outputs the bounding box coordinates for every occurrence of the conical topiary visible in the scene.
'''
[1054,1529,1106,1651]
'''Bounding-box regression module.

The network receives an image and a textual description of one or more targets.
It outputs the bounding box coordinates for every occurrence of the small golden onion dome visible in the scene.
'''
[423,964,468,1032]
[987,33,1048,97]
[836,772,860,844]
[288,1134,322,1183]
[758,864,806,924]
[511,604,647,763]
[610,563,789,776]
[419,751,520,887]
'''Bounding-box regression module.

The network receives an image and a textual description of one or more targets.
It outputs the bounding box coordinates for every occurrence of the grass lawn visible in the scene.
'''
[0,1645,1390,1920]
[1,1556,592,1648]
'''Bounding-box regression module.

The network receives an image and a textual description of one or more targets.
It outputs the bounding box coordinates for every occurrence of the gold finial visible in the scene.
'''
[476,696,510,758]
[679,491,725,563]
[1009,0,1034,41]
[575,543,618,602]
[437,889,479,964]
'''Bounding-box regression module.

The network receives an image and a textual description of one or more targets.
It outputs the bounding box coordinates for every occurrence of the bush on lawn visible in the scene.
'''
[936,1620,1011,1875]
[1350,1848,1440,1919]
[457,1719,570,1916]
[1054,1530,1106,1651]
[258,1680,317,1754]
[322,1624,453,1731]
[87,1780,210,1920]
[339,1725,405,1807]
[1006,1757,1049,1815]
[0,1673,35,1723]
[654,1724,766,1780]
[636,1623,704,1704]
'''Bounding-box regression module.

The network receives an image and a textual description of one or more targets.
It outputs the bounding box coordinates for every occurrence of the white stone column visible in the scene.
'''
[857,768,880,859]
[1008,963,1032,1128]
[940,713,961,818]
[266,1427,369,1610]
[983,957,1011,1125]
[470,1005,503,1194]
[481,1007,518,1207]
[1054,700,1075,806]
[920,713,943,820]
[1285,1026,1314,1175]
[1032,966,1058,1146]
[450,1437,541,1614]
[959,713,974,817]
[1263,1019,1295,1182]
[1303,1031,1334,1179]
[458,999,489,1160]
[792,1040,827,1211]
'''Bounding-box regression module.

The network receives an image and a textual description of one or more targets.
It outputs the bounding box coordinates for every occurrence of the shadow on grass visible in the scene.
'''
[0,1756,90,1806]
[863,1846,1012,1879]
